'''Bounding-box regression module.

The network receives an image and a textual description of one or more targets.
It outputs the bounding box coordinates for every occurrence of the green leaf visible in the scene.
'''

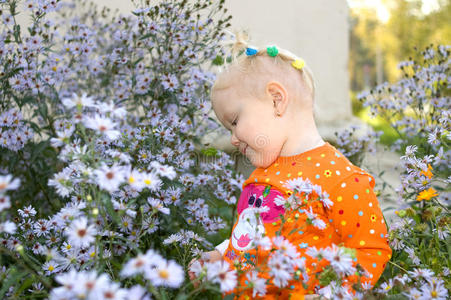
[288,228,298,236]
[201,147,218,157]
[15,275,35,296]
[0,268,28,298]
[212,55,224,66]
[262,185,271,198]
[223,294,235,300]
[175,294,188,300]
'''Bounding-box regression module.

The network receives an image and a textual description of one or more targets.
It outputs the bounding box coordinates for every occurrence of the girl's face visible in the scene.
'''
[211,86,286,169]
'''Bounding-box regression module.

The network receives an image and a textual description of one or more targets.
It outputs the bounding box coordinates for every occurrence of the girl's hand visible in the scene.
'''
[188,250,222,286]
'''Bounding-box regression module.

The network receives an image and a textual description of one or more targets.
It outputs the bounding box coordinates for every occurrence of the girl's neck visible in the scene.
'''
[278,113,325,157]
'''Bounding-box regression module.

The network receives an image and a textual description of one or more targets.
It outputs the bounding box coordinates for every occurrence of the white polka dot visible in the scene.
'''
[346,166,351,171]
[369,202,373,207]
[336,170,341,175]
[370,229,375,234]
[341,183,346,188]
[316,163,320,167]
[381,219,384,224]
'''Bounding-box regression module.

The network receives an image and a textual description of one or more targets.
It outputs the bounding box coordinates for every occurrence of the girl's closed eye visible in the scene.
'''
[231,117,238,126]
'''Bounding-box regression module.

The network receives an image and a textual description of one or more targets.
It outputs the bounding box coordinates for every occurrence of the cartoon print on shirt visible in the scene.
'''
[230,184,285,251]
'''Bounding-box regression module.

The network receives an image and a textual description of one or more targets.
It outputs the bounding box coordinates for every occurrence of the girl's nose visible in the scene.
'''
[230,132,240,147]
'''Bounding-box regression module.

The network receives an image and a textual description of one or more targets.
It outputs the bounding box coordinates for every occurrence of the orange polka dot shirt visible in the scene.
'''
[222,142,392,297]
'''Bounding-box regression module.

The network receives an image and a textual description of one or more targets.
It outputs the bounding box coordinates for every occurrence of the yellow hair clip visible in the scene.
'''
[292,58,305,70]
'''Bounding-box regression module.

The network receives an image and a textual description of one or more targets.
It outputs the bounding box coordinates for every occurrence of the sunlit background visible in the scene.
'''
[347,0,450,143]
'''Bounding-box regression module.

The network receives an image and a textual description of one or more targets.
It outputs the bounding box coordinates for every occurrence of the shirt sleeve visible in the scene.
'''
[215,239,230,255]
[327,172,392,289]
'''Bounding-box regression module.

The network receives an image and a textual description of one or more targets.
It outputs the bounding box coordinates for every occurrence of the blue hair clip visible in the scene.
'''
[245,47,258,56]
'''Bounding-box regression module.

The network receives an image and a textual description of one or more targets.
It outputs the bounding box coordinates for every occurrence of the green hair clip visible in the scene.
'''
[266,46,279,57]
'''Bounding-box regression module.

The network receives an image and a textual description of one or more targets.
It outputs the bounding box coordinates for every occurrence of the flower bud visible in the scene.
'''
[15,244,24,254]
[415,223,427,232]
[397,209,407,218]
[406,208,416,217]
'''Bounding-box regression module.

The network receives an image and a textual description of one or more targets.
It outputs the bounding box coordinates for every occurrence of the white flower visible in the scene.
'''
[273,236,299,259]
[189,260,205,277]
[43,260,61,275]
[95,281,127,300]
[283,177,314,194]
[306,246,327,260]
[0,220,17,234]
[274,194,296,209]
[312,218,327,230]
[408,268,434,282]
[403,287,422,299]
[93,163,126,193]
[0,194,11,211]
[54,269,78,293]
[83,114,121,140]
[147,198,170,215]
[420,278,448,300]
[377,278,394,294]
[48,170,72,197]
[267,254,291,288]
[206,260,237,293]
[50,126,75,147]
[150,161,177,180]
[125,285,149,300]
[317,281,336,299]
[141,172,162,191]
[62,93,95,109]
[252,235,272,251]
[95,101,127,119]
[0,174,20,193]
[120,253,150,277]
[323,244,355,276]
[246,271,266,297]
[65,217,97,248]
[18,205,37,218]
[320,191,333,209]
[125,168,144,191]
[145,259,184,288]
[73,271,110,298]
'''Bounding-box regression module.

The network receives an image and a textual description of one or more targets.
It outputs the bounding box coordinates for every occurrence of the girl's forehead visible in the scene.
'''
[213,95,237,117]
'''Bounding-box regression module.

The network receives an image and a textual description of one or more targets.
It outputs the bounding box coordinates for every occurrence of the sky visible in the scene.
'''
[347,0,443,23]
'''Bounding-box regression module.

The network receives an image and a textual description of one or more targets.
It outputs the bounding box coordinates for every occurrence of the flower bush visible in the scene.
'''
[0,0,449,299]
[0,0,242,298]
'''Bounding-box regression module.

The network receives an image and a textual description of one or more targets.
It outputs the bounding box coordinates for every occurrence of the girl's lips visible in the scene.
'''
[241,145,247,155]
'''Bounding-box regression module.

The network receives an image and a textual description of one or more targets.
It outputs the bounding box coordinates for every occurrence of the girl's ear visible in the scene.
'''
[266,81,288,117]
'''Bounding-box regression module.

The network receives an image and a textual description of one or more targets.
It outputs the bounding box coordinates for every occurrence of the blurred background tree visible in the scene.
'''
[349,0,450,92]
[348,0,450,144]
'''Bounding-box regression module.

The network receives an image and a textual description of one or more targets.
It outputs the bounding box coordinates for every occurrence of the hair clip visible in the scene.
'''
[292,58,305,70]
[245,47,258,56]
[266,46,279,57]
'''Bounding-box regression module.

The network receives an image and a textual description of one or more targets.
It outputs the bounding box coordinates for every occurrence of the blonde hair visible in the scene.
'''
[212,30,316,107]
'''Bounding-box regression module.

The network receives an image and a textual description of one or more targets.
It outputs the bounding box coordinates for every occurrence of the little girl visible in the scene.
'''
[190,32,392,299]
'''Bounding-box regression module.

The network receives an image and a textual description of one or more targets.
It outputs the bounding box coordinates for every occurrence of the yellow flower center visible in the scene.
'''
[159,270,169,279]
